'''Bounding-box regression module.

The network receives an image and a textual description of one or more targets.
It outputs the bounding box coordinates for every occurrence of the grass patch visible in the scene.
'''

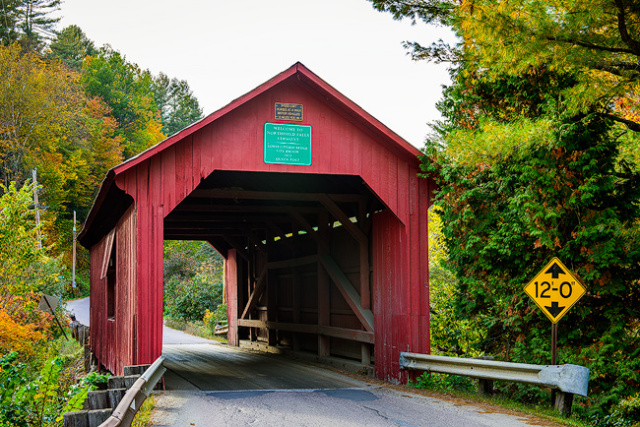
[131,395,155,427]
[408,372,597,427]
[163,317,227,343]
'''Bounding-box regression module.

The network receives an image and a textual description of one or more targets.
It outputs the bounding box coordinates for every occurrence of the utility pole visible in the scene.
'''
[72,210,77,289]
[32,169,42,249]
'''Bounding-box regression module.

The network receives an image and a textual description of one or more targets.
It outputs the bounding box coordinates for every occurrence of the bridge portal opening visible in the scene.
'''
[164,170,385,368]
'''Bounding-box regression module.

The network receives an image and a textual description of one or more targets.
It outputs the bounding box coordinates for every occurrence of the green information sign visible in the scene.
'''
[264,123,312,165]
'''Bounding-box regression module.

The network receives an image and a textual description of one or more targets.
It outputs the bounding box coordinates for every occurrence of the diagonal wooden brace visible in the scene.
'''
[240,267,267,319]
[319,254,374,332]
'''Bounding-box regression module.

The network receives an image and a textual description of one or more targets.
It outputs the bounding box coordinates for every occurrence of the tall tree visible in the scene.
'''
[0,0,61,50]
[17,0,61,51]
[0,0,22,44]
[81,46,165,157]
[46,25,96,70]
[0,43,86,187]
[455,0,640,132]
[151,73,203,136]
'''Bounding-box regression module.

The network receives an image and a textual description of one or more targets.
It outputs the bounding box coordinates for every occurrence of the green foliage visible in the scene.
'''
[151,73,203,136]
[81,46,165,158]
[410,371,476,393]
[429,208,483,356]
[204,304,227,336]
[0,351,90,427]
[164,275,223,322]
[46,25,97,70]
[455,1,640,132]
[423,113,640,415]
[590,392,640,426]
[0,181,65,296]
[0,0,61,51]
[368,0,454,26]
[78,371,111,388]
[163,240,223,281]
[372,0,640,418]
[163,241,225,322]
[0,0,21,45]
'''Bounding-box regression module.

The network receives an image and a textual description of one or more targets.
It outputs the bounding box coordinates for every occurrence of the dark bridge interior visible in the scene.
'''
[164,170,384,365]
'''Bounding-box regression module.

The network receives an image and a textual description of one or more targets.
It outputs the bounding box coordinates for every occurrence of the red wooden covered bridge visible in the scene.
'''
[79,63,436,382]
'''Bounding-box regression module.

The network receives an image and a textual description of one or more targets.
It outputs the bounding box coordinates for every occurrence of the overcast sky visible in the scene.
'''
[58,0,456,149]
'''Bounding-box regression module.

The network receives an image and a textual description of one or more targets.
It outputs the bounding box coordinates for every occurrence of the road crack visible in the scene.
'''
[363,405,421,427]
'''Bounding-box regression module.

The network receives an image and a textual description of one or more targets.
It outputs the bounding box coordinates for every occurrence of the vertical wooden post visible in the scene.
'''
[554,391,574,417]
[265,245,277,347]
[249,245,257,342]
[359,200,371,364]
[292,266,301,352]
[72,211,77,289]
[317,212,330,357]
[32,169,42,249]
[359,200,370,310]
[226,250,239,346]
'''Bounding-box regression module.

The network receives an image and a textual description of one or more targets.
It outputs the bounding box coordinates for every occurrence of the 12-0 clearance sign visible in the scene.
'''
[523,258,586,323]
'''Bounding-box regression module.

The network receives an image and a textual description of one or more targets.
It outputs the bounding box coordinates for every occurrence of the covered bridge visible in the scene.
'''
[79,63,436,382]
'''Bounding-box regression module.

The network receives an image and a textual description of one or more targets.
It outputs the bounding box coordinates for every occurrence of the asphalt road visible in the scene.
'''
[149,386,551,427]
[66,297,210,344]
[66,298,558,427]
[154,344,556,427]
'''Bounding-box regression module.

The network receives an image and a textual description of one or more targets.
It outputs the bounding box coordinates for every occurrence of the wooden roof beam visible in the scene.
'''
[286,208,329,253]
[319,194,367,244]
[190,189,367,204]
[171,204,322,214]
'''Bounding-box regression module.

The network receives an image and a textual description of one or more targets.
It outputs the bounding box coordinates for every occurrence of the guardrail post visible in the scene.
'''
[478,379,493,396]
[554,391,574,417]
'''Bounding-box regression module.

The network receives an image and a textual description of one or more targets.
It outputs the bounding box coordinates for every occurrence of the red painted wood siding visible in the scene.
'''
[96,70,433,380]
[90,205,137,374]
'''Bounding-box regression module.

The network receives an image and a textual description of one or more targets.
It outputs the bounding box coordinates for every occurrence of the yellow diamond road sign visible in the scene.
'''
[524,257,586,323]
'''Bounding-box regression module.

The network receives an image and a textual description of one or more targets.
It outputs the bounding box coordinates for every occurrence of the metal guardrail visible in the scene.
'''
[99,356,166,427]
[400,352,589,416]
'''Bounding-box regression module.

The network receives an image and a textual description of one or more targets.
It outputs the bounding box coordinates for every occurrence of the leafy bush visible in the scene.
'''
[164,276,223,322]
[163,241,225,323]
[204,304,227,335]
[0,182,66,298]
[0,351,90,427]
[592,393,640,426]
[410,372,476,393]
[429,208,485,357]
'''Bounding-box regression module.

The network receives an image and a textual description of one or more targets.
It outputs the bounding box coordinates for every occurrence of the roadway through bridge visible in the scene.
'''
[152,342,560,427]
[162,343,365,391]
[66,299,558,426]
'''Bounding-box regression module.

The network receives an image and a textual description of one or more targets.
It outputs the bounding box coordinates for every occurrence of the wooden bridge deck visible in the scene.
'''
[162,343,367,391]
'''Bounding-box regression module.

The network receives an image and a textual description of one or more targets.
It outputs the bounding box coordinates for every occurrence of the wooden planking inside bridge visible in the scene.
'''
[79,62,436,382]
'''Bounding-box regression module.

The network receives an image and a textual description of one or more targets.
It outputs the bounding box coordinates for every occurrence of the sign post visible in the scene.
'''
[524,257,586,406]
[39,294,68,340]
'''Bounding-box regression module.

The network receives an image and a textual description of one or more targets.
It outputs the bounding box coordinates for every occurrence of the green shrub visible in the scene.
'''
[410,372,476,393]
[0,351,91,427]
[164,275,223,322]
[163,240,225,323]
[592,393,640,426]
